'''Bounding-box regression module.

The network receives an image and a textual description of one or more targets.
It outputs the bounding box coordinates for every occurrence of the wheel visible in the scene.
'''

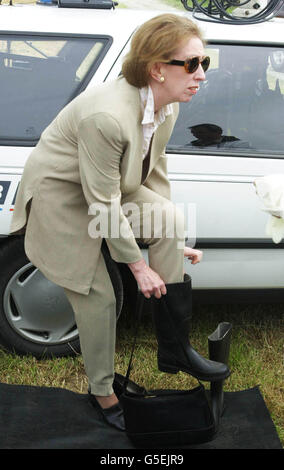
[0,236,124,358]
[0,236,80,357]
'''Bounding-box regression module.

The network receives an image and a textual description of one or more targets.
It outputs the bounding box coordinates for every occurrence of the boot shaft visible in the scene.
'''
[208,322,232,365]
[152,274,193,343]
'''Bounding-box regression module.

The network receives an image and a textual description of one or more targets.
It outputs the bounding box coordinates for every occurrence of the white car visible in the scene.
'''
[0,1,284,357]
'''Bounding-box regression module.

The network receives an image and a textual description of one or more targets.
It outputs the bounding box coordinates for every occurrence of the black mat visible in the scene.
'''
[0,382,282,450]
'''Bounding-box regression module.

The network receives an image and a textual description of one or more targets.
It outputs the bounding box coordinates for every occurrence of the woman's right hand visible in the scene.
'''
[127,259,166,299]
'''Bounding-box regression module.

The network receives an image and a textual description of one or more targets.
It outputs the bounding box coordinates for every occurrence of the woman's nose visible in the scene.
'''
[195,63,206,81]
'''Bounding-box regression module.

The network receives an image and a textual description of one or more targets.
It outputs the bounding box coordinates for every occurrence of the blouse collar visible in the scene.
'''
[139,85,173,127]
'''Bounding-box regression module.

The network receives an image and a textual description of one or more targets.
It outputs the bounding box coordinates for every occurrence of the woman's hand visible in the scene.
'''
[127,259,166,299]
[184,247,203,264]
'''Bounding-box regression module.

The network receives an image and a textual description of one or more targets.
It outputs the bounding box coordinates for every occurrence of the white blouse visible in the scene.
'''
[139,85,173,159]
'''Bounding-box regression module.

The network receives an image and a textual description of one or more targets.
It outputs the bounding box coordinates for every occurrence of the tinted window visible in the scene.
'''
[0,34,112,145]
[168,44,284,157]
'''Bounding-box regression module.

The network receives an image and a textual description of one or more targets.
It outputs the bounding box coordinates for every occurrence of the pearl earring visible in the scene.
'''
[160,76,165,83]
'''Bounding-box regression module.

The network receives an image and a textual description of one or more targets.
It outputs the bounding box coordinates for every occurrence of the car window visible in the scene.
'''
[168,43,284,157]
[0,34,112,145]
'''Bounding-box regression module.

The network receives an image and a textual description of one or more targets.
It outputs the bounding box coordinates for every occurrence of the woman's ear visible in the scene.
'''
[149,62,165,83]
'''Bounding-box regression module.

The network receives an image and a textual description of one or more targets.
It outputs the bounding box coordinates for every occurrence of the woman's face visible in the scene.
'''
[160,36,207,104]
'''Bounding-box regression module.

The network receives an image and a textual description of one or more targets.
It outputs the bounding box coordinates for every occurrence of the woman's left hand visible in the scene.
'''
[184,247,203,265]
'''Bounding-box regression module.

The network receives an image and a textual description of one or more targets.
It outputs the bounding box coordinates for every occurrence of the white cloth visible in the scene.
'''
[139,85,173,159]
[254,174,284,243]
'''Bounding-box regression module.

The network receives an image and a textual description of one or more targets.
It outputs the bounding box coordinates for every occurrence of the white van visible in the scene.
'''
[0,1,284,356]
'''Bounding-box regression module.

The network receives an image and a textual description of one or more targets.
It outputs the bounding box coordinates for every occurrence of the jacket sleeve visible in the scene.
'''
[78,112,143,264]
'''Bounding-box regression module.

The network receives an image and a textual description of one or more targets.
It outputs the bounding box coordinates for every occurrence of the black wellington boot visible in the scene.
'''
[152,275,230,382]
[208,322,233,426]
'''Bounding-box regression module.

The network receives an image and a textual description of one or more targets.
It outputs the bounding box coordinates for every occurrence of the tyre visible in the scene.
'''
[0,236,123,358]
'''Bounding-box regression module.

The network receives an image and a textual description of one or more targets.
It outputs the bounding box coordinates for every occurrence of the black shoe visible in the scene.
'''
[88,392,125,431]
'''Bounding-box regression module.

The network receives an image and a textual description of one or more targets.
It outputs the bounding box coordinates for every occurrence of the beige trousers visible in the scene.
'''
[64,185,185,396]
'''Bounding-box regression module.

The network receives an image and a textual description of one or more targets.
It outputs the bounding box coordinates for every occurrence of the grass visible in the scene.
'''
[0,301,283,447]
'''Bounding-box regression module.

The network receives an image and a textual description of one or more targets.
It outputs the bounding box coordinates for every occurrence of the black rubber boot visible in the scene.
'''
[208,322,233,426]
[152,275,230,382]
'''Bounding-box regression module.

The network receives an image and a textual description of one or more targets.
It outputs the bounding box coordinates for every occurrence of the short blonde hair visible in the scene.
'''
[122,14,205,88]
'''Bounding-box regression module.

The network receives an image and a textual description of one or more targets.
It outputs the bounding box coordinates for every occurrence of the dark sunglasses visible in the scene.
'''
[167,56,210,74]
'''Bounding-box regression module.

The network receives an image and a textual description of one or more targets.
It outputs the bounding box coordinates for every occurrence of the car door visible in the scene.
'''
[167,41,284,292]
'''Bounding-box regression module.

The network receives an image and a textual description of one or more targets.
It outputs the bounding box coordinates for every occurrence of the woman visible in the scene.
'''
[10,14,230,431]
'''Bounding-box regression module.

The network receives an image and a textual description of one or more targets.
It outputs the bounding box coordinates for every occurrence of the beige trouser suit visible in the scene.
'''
[10,77,185,396]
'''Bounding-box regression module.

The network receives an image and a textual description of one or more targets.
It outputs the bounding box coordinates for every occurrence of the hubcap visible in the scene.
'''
[3,263,78,345]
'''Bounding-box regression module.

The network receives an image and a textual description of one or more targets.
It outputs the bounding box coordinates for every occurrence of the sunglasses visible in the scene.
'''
[167,56,210,74]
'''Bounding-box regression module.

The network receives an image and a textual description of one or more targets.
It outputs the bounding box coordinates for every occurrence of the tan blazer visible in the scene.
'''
[10,77,179,294]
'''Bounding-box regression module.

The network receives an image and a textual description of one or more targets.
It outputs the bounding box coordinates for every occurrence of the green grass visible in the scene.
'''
[0,301,283,447]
